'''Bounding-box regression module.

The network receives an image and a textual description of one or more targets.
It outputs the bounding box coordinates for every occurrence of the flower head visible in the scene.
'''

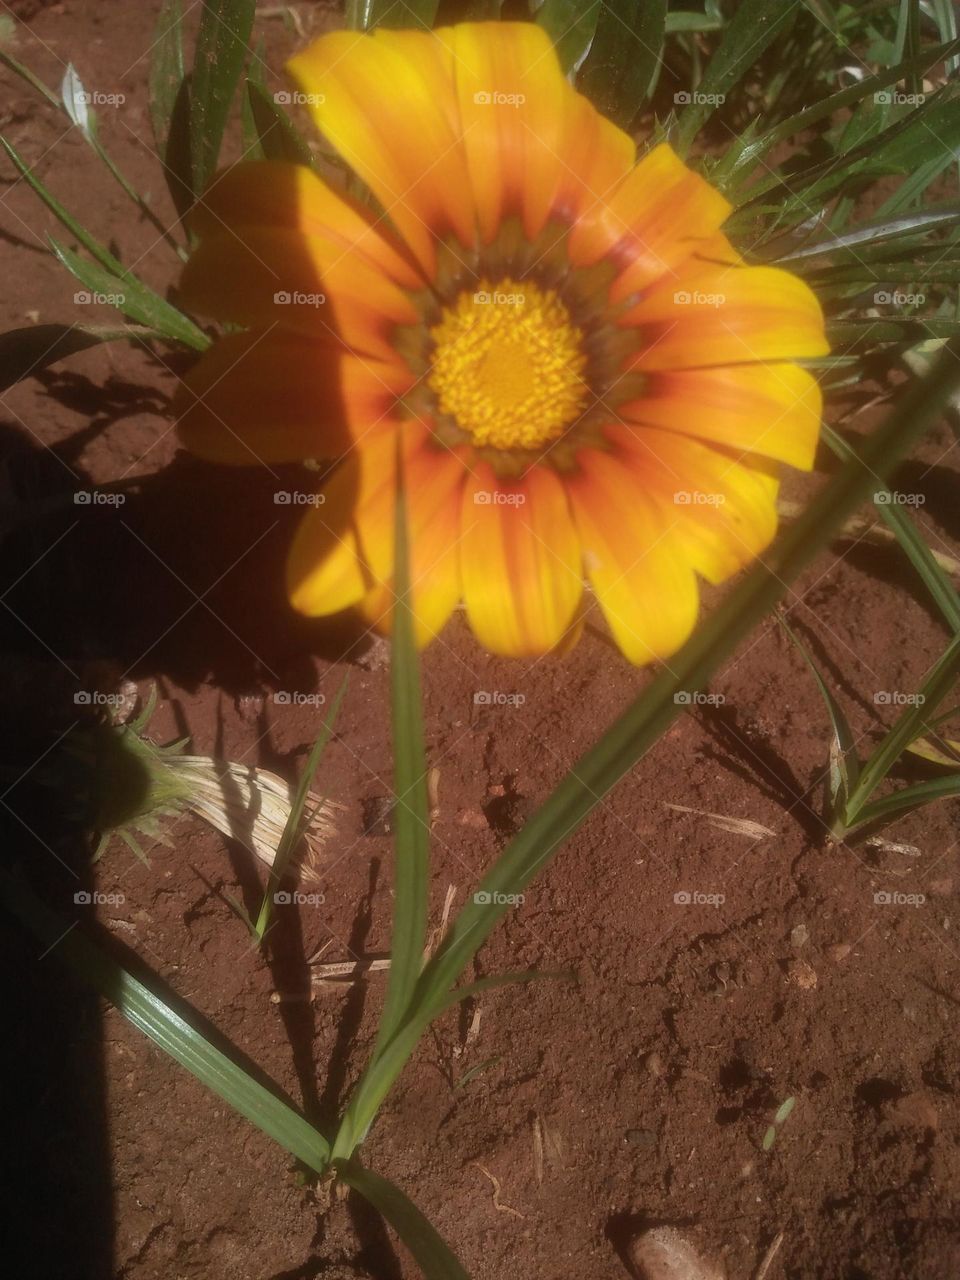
[175,21,828,664]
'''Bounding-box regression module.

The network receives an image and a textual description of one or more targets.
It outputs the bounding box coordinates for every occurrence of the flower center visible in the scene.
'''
[427,279,589,451]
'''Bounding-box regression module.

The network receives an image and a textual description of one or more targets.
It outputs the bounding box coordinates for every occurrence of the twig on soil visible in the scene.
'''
[753,1231,785,1280]
[471,1163,525,1219]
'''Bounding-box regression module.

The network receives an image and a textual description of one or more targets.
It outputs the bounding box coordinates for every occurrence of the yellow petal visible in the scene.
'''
[287,454,367,615]
[460,463,582,656]
[567,447,700,664]
[622,363,823,469]
[288,29,476,276]
[569,143,732,292]
[627,264,829,369]
[606,424,781,584]
[174,330,411,464]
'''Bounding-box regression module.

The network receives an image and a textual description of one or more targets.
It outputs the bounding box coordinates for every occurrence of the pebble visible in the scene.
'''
[785,958,818,989]
[628,1227,726,1280]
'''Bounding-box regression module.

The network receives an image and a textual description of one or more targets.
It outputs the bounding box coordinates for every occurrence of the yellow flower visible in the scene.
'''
[175,21,828,664]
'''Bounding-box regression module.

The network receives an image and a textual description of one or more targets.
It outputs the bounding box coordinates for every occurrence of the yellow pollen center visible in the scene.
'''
[427,280,589,451]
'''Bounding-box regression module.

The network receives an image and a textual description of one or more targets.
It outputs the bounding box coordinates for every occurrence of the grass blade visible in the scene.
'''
[822,423,960,633]
[840,631,960,832]
[676,0,800,151]
[333,339,960,1154]
[0,871,332,1173]
[49,238,209,351]
[0,324,154,391]
[577,0,668,121]
[246,81,315,166]
[536,0,601,75]
[149,0,186,158]
[346,0,439,30]
[371,446,432,1058]
[849,774,960,830]
[335,1160,470,1280]
[253,678,348,941]
[190,0,256,199]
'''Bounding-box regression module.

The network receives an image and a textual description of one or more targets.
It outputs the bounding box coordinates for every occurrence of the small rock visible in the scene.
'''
[457,808,488,830]
[790,923,809,948]
[825,943,852,963]
[642,1050,666,1078]
[627,1226,725,1280]
[785,958,818,989]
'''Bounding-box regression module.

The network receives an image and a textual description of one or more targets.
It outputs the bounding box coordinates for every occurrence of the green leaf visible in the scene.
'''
[335,338,960,1155]
[254,678,347,941]
[0,323,154,391]
[346,0,439,30]
[536,0,601,74]
[246,81,315,167]
[0,47,60,109]
[371,446,431,1058]
[190,0,256,198]
[676,0,801,150]
[577,0,668,122]
[0,871,331,1174]
[841,631,960,833]
[149,0,186,158]
[335,1161,471,1280]
[774,204,960,263]
[49,239,210,351]
[850,774,960,830]
[822,423,960,633]
[778,612,860,819]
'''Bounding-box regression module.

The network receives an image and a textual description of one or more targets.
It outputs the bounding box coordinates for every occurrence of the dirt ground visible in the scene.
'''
[3,3,960,1279]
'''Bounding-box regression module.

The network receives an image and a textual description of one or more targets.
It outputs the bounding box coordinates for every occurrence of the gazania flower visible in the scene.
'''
[175,21,828,663]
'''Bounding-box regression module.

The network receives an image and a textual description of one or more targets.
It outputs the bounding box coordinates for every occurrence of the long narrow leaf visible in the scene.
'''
[577,0,668,120]
[849,774,960,830]
[149,0,186,158]
[346,0,439,30]
[0,323,155,391]
[536,0,601,75]
[0,872,331,1172]
[335,1161,470,1280]
[190,0,256,199]
[334,339,960,1154]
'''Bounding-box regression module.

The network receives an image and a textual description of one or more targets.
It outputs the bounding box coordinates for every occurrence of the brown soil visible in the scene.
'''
[3,4,960,1280]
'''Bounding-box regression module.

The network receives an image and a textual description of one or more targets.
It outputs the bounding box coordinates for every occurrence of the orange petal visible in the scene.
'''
[626,263,829,369]
[288,29,476,277]
[174,330,412,464]
[622,363,823,469]
[459,463,582,656]
[606,424,781,584]
[287,454,367,616]
[288,423,468,645]
[566,447,700,664]
[569,143,732,292]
